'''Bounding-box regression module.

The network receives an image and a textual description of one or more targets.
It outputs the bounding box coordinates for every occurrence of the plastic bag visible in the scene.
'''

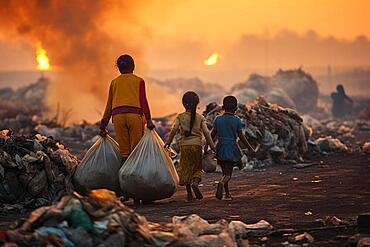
[119,130,179,201]
[73,135,122,194]
[202,151,217,173]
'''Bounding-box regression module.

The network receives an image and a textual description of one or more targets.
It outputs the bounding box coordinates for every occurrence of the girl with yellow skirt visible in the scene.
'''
[165,92,215,201]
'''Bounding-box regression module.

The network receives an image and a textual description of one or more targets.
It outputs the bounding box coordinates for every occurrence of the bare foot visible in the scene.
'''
[224,194,233,201]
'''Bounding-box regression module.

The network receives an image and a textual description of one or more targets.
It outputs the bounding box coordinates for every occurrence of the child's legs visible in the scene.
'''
[185,184,193,201]
[126,113,144,153]
[113,114,130,157]
[218,160,234,186]
[179,145,202,186]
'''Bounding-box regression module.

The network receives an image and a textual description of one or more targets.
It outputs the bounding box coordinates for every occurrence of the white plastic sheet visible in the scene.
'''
[119,130,179,201]
[73,135,122,194]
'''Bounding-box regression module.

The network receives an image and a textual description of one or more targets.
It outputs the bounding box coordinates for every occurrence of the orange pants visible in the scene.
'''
[113,113,144,157]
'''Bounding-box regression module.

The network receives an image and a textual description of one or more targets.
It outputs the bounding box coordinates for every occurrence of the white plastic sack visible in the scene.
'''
[73,135,122,194]
[119,130,179,201]
[202,151,217,173]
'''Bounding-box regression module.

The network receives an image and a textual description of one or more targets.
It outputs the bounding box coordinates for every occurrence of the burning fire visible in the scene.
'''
[203,52,219,66]
[36,42,50,71]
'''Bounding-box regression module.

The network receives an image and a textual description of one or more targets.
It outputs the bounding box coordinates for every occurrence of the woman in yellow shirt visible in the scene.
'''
[100,55,155,162]
[165,91,215,201]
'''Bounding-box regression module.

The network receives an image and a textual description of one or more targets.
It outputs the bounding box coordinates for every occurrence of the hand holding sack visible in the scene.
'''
[119,130,179,201]
[73,135,123,195]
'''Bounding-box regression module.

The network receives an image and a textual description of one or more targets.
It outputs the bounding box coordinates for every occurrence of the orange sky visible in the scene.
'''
[1,0,369,72]
[0,0,369,122]
[139,0,370,42]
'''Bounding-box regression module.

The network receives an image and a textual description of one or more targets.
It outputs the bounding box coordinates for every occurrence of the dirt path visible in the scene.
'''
[132,153,370,246]
[1,153,369,246]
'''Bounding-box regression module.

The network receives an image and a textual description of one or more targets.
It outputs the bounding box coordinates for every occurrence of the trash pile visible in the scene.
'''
[304,117,370,152]
[0,129,78,210]
[0,78,106,156]
[231,74,296,110]
[1,189,274,247]
[203,97,310,169]
[35,122,106,157]
[230,68,319,113]
[272,68,319,113]
[0,78,49,134]
[0,78,48,119]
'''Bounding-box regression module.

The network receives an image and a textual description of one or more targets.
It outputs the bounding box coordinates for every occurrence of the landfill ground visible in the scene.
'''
[1,153,369,246]
[130,152,370,246]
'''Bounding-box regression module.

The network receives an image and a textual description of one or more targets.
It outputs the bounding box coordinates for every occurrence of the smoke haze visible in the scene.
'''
[0,0,153,123]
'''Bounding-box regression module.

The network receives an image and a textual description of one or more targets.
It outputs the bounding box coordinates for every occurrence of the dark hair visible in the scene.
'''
[182,91,200,137]
[117,54,135,73]
[223,96,238,112]
[336,84,345,95]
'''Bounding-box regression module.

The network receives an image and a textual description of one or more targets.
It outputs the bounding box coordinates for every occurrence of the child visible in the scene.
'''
[165,91,216,201]
[100,55,155,205]
[100,54,155,161]
[211,96,256,200]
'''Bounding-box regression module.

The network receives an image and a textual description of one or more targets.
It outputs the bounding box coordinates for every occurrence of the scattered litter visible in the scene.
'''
[358,237,370,247]
[289,232,314,243]
[324,216,345,226]
[293,162,319,169]
[3,190,268,246]
[229,219,273,238]
[311,180,322,183]
[363,142,370,153]
[315,136,348,152]
[305,211,313,216]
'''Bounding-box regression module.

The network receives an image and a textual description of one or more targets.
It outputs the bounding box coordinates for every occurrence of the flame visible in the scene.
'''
[203,52,219,66]
[36,42,50,71]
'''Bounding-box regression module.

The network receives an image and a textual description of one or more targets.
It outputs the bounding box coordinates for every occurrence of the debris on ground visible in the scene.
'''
[203,97,309,168]
[1,189,274,247]
[311,119,370,152]
[324,216,346,226]
[315,136,348,153]
[288,231,315,244]
[0,129,78,210]
[362,142,370,153]
[358,237,370,247]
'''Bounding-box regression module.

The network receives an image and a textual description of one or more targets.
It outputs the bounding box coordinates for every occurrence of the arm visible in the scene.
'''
[201,119,215,151]
[140,79,155,129]
[238,129,256,153]
[164,117,180,147]
[344,94,353,104]
[99,82,113,134]
[211,128,217,140]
